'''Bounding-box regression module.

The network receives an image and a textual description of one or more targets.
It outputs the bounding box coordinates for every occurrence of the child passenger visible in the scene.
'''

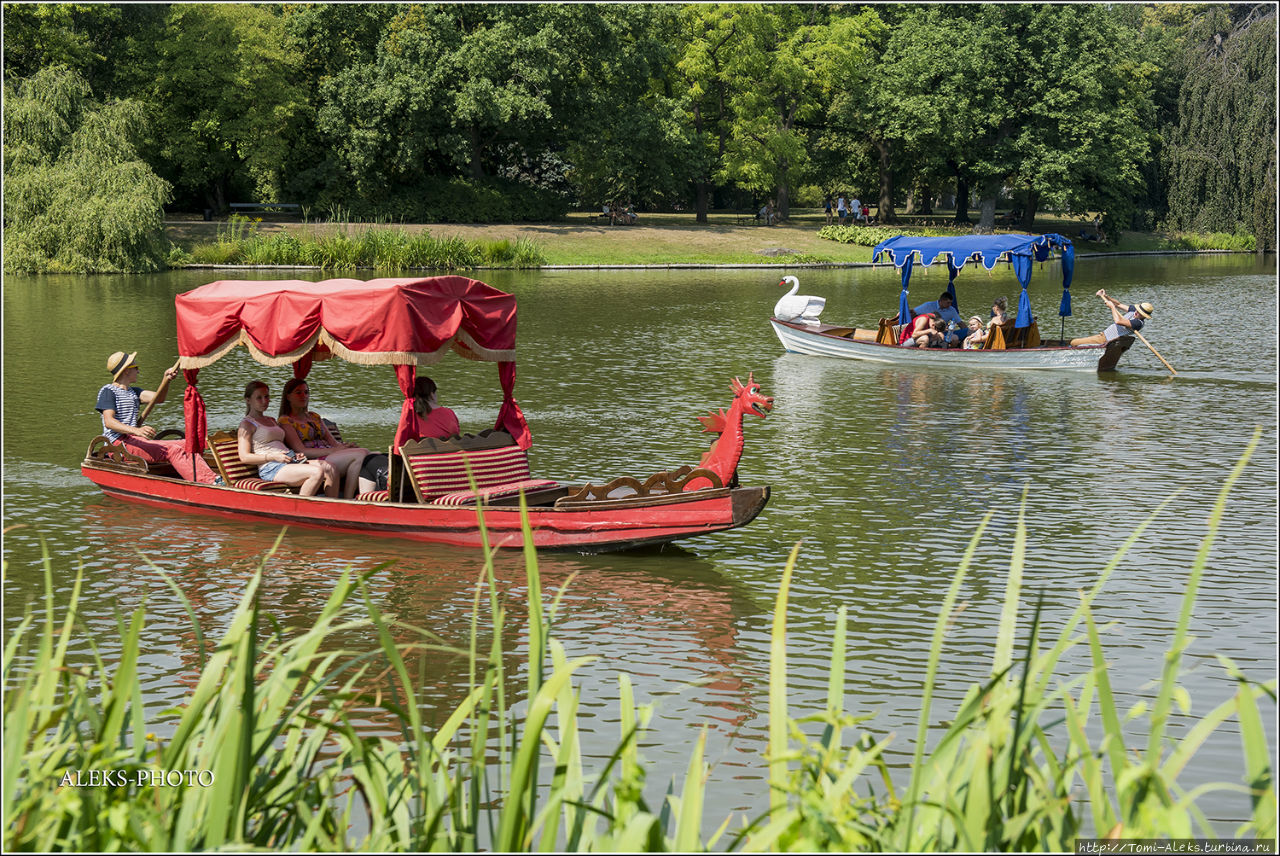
[963,316,987,349]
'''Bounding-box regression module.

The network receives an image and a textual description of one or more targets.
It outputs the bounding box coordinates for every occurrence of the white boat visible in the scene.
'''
[769,233,1135,372]
[770,318,1133,371]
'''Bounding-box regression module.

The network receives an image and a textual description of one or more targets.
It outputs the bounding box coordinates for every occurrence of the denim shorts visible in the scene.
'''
[259,460,287,480]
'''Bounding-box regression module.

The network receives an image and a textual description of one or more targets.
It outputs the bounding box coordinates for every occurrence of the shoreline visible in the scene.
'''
[179,248,1265,272]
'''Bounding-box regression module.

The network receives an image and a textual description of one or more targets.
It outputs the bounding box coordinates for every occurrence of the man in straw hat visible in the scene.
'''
[1069,289,1153,347]
[95,350,219,484]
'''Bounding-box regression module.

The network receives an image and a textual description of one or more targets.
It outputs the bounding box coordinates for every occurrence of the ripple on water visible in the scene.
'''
[3,258,1275,834]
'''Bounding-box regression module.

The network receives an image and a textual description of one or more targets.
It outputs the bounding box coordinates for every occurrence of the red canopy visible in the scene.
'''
[173,276,529,452]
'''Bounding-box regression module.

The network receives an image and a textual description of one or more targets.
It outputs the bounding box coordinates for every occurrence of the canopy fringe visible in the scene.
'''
[181,326,516,369]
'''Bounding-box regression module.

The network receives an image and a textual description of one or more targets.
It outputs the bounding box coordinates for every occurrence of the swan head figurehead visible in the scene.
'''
[779,275,800,296]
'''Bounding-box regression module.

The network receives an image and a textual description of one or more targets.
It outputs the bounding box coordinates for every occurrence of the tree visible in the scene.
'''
[151,5,305,209]
[1164,4,1277,250]
[718,6,881,219]
[3,66,170,273]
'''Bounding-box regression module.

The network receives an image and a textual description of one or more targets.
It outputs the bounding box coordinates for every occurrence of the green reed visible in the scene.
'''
[180,221,546,271]
[4,433,1273,851]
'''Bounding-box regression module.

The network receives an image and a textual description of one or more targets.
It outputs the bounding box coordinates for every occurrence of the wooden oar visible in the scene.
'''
[137,359,183,426]
[1132,331,1177,376]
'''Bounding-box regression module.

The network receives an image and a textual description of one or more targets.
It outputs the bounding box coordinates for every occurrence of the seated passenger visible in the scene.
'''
[898,312,936,345]
[903,317,947,348]
[278,378,370,500]
[988,296,1009,329]
[962,316,988,349]
[357,376,460,495]
[912,292,963,325]
[238,380,338,497]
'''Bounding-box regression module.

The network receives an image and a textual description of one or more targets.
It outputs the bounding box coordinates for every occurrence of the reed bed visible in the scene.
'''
[4,434,1274,851]
[178,215,546,271]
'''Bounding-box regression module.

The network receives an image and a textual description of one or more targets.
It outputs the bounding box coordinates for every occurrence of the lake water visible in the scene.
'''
[3,254,1276,836]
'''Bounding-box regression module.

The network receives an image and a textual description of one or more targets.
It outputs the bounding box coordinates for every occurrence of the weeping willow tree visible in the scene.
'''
[3,65,172,273]
[1163,4,1277,251]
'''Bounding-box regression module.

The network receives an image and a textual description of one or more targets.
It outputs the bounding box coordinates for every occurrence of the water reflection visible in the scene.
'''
[68,497,764,741]
[4,256,1275,830]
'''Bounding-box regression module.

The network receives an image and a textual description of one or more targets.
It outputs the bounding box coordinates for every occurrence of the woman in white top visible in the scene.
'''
[237,380,339,496]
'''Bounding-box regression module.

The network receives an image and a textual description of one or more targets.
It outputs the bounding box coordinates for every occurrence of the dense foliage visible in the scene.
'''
[2,3,1274,272]
[3,65,171,272]
[1163,4,1277,250]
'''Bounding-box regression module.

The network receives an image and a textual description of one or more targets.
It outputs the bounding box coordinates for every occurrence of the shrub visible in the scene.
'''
[818,224,969,247]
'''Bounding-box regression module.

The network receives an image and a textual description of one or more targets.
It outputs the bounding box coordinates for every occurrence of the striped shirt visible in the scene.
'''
[96,384,142,442]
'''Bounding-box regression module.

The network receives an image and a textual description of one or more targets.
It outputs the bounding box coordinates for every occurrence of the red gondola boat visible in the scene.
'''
[81,277,772,552]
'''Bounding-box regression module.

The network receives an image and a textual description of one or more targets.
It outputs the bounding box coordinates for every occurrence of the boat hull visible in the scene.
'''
[770,319,1130,371]
[81,463,769,553]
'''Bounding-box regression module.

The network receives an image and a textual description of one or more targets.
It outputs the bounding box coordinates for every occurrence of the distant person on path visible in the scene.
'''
[851,196,863,223]
[837,195,848,225]
[912,291,963,325]
[1070,290,1153,346]
[96,350,219,484]
[824,197,834,225]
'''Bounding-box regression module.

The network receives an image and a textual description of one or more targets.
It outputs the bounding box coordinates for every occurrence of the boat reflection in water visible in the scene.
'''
[79,498,764,741]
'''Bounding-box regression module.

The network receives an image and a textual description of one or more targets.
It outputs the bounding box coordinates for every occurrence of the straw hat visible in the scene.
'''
[1134,302,1154,319]
[106,350,138,382]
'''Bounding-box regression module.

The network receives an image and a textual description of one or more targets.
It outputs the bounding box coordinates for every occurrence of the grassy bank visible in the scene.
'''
[166,211,1261,271]
[5,434,1274,851]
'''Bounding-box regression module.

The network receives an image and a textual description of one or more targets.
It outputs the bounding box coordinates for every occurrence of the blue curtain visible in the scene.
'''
[898,256,913,324]
[946,257,959,312]
[1058,244,1075,317]
[1012,254,1033,328]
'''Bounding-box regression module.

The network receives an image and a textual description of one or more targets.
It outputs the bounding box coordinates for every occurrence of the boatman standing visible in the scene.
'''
[1069,290,1153,346]
[95,350,219,484]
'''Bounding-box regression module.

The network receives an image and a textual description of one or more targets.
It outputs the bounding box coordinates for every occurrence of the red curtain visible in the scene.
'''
[391,364,416,452]
[182,368,208,454]
[293,352,312,379]
[496,361,531,449]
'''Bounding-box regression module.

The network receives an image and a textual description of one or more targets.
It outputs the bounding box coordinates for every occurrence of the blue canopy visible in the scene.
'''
[872,234,1075,328]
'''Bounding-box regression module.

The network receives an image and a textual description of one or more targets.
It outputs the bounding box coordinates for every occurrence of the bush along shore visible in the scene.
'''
[170,216,547,271]
[4,434,1275,851]
[817,224,1260,252]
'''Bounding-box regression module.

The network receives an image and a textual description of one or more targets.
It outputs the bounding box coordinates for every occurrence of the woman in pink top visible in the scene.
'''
[410,376,460,440]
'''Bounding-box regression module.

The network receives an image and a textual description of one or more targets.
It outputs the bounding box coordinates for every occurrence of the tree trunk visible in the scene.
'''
[468,123,485,180]
[904,186,917,215]
[776,182,790,220]
[954,177,970,223]
[875,137,895,224]
[1020,189,1040,230]
[977,191,997,233]
[917,182,933,215]
[695,182,709,224]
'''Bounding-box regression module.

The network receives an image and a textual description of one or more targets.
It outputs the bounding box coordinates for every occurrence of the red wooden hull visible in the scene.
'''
[81,464,769,552]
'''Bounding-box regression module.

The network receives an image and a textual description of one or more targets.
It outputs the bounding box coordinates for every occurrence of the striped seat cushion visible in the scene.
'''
[405,445,535,500]
[233,477,290,492]
[356,490,389,502]
[209,432,290,492]
[434,478,561,507]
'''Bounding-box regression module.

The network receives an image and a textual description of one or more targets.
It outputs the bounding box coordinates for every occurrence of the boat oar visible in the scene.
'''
[1132,331,1177,376]
[137,359,183,426]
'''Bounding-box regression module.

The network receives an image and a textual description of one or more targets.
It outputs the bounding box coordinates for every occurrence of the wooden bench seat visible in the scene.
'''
[207,430,291,492]
[399,432,559,505]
